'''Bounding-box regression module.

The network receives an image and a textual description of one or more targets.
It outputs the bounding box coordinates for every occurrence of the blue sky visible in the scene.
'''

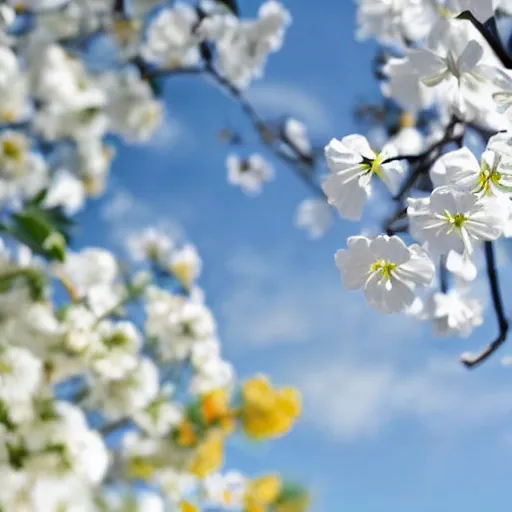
[78,1,512,510]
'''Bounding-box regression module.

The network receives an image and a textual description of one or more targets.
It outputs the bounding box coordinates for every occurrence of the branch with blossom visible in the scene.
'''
[324,0,512,369]
[0,1,313,511]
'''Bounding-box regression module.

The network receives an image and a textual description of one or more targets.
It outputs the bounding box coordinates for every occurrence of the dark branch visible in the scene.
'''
[439,257,448,294]
[458,11,512,69]
[461,242,509,368]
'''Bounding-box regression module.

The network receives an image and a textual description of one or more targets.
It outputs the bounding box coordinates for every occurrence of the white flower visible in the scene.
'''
[0,345,42,404]
[76,138,114,198]
[127,227,174,264]
[402,18,495,111]
[283,118,312,157]
[295,198,332,238]
[323,135,405,220]
[62,304,101,356]
[0,131,31,179]
[357,0,437,47]
[24,401,109,484]
[88,357,159,419]
[390,126,425,155]
[135,491,165,512]
[57,248,118,299]
[92,320,142,380]
[200,1,291,88]
[383,56,437,113]
[441,146,512,198]
[227,153,274,196]
[203,471,246,509]
[446,250,477,281]
[448,0,495,22]
[489,68,512,122]
[190,338,221,368]
[44,169,86,215]
[335,235,435,314]
[141,4,201,68]
[102,71,163,143]
[408,187,509,255]
[134,397,183,437]
[145,288,216,362]
[155,468,197,504]
[423,289,484,337]
[169,244,202,288]
[190,357,234,395]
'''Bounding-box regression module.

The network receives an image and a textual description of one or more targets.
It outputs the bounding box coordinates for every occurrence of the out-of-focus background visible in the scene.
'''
[81,1,512,510]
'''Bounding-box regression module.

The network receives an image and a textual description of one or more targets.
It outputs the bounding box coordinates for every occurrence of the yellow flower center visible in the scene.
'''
[445,211,467,229]
[2,138,23,162]
[0,360,12,374]
[370,153,384,178]
[438,5,454,18]
[477,159,502,195]
[126,456,155,480]
[370,259,397,281]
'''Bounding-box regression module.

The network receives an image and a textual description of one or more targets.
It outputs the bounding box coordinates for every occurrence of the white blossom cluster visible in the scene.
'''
[0,229,241,510]
[0,0,291,216]
[0,1,306,510]
[322,0,512,356]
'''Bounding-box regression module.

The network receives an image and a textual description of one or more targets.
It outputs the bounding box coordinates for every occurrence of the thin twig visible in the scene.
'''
[100,417,130,436]
[439,256,448,294]
[385,206,407,236]
[203,64,325,196]
[461,242,509,368]
[384,117,459,205]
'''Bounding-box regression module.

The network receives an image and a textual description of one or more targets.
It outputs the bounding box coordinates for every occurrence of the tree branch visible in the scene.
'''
[457,11,512,69]
[461,242,509,368]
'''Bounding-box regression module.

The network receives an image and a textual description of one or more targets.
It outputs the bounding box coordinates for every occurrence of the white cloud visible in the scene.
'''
[219,247,365,348]
[221,246,512,441]
[246,82,334,135]
[221,246,421,349]
[145,107,185,151]
[299,356,512,441]
[100,186,183,252]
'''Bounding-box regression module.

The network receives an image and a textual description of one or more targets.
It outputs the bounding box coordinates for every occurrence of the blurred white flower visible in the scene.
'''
[295,198,332,238]
[227,153,274,195]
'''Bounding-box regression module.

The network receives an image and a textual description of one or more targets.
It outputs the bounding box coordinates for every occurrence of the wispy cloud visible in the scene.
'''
[219,247,360,348]
[100,185,183,252]
[219,246,512,441]
[299,356,512,441]
[145,105,186,152]
[246,82,334,136]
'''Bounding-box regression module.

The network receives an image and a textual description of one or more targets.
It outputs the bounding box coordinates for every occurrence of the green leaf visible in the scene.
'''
[186,400,207,430]
[274,482,309,506]
[216,0,239,16]
[8,209,67,262]
[0,268,47,301]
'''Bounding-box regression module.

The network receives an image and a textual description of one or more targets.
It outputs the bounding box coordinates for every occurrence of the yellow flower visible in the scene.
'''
[180,501,199,512]
[177,419,198,448]
[241,375,301,440]
[201,389,238,435]
[248,474,282,504]
[188,430,224,478]
[275,496,311,512]
[201,389,230,423]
